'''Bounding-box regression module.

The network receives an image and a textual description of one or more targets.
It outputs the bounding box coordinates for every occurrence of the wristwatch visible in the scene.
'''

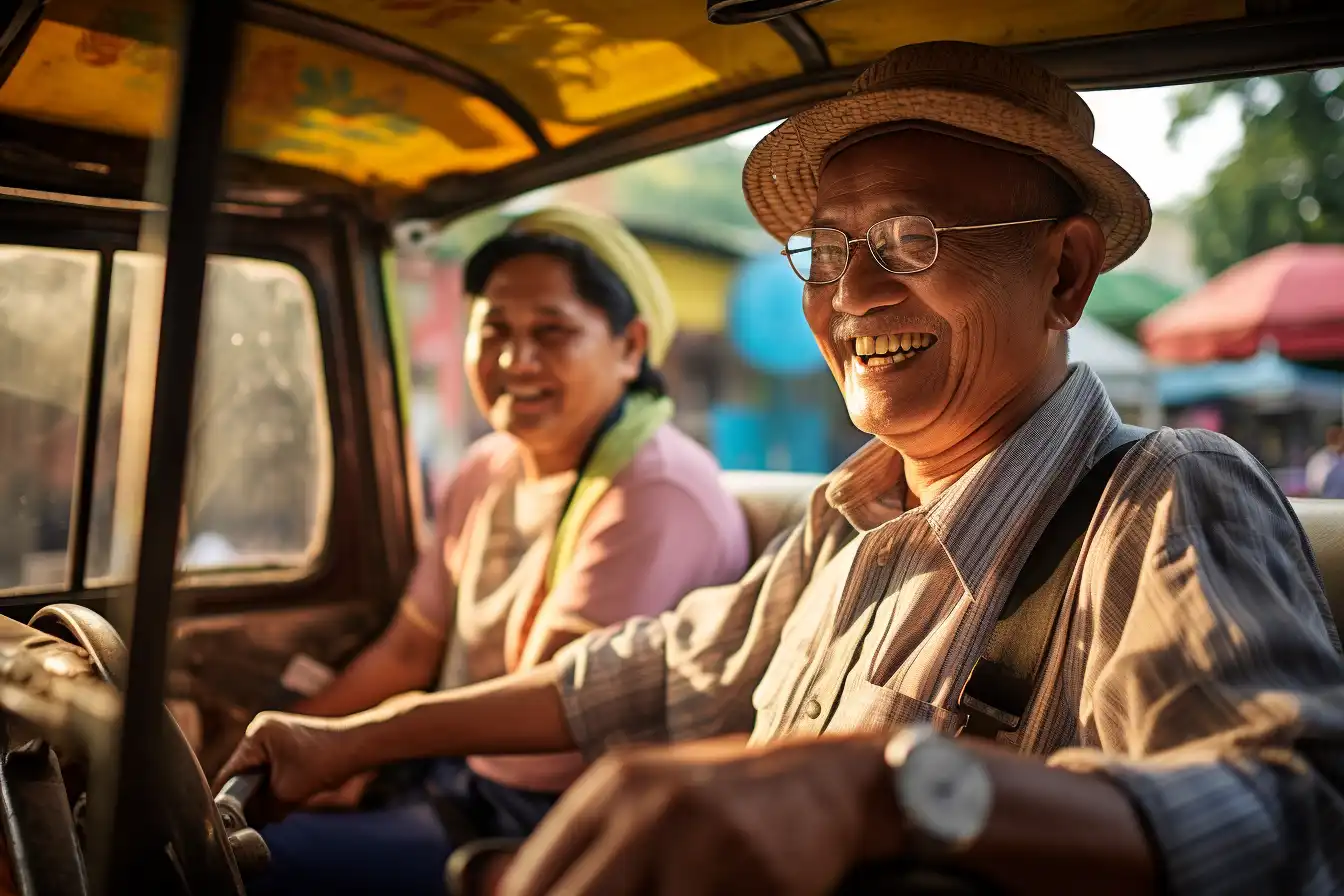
[883,724,994,855]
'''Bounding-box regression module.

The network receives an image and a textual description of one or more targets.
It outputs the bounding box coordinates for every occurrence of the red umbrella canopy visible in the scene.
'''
[1139,243,1344,363]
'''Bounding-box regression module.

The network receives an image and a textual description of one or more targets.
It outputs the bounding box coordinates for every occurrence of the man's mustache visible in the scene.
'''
[829,311,943,343]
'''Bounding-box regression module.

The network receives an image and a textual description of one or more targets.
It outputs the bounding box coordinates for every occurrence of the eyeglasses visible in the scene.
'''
[782,215,1058,285]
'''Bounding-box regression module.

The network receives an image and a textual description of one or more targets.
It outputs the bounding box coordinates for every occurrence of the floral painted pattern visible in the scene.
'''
[292,66,421,137]
[235,46,303,115]
[73,6,169,72]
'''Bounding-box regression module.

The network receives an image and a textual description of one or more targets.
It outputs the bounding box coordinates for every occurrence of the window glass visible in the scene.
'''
[0,244,332,595]
[0,246,99,591]
[88,253,333,583]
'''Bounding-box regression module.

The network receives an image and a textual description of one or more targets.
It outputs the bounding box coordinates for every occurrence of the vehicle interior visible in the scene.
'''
[0,0,1341,893]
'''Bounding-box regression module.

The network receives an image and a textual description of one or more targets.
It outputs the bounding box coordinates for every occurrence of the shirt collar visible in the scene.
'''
[824,364,1122,599]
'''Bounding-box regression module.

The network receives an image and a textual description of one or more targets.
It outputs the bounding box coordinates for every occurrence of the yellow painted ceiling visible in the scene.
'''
[0,0,1247,191]
[288,0,800,136]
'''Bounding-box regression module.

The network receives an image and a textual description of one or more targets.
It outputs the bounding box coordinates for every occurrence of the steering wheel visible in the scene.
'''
[21,603,246,896]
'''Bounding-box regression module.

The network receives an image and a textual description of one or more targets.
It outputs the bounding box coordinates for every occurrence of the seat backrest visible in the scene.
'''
[721,473,1344,628]
[1287,499,1344,626]
[720,470,823,560]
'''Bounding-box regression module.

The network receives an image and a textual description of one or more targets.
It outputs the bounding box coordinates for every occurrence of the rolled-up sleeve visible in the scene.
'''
[1052,438,1344,894]
[399,485,458,637]
[553,499,851,760]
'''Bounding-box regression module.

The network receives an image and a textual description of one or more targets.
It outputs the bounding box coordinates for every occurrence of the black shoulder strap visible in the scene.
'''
[957,424,1150,739]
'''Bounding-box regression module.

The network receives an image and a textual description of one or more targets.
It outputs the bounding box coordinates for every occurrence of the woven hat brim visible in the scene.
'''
[743,87,1152,272]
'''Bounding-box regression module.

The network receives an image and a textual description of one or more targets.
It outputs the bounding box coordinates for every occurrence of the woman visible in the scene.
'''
[245,205,751,895]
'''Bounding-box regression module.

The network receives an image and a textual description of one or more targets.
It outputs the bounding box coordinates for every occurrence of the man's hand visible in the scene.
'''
[498,735,901,896]
[213,711,369,813]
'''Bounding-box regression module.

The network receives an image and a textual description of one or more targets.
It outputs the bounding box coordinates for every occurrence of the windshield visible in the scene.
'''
[391,70,1344,504]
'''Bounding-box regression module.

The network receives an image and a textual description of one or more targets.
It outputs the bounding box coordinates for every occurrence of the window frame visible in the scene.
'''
[0,213,343,606]
[101,247,337,590]
[0,242,105,598]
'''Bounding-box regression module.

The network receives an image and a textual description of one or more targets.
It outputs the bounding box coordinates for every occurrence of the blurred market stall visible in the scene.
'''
[1140,243,1344,363]
[1069,315,1163,428]
[1087,270,1181,341]
[1154,346,1344,496]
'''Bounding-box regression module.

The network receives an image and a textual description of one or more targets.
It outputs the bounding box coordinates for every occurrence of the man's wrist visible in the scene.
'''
[850,736,906,862]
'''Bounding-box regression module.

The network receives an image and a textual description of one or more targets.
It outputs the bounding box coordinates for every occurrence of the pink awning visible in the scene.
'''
[1139,244,1344,363]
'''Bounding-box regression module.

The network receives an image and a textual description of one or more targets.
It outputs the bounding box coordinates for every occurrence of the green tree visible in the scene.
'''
[1169,68,1344,277]
[427,135,774,259]
[608,139,760,231]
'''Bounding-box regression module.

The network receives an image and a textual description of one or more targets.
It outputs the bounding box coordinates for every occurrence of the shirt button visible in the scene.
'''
[804,697,822,719]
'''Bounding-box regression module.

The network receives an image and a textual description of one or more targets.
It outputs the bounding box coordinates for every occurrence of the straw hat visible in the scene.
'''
[510,204,679,367]
[743,41,1151,272]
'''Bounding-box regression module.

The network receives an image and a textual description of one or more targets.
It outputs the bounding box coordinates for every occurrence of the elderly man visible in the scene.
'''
[221,42,1344,894]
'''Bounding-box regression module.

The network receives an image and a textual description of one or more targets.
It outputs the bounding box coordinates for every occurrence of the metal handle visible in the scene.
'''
[214,771,271,877]
[216,771,264,808]
[225,827,272,878]
[446,838,524,896]
[214,771,264,833]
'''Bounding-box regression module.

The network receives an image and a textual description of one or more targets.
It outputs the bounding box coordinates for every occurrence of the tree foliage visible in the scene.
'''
[428,134,773,259]
[605,137,762,237]
[1169,69,1344,277]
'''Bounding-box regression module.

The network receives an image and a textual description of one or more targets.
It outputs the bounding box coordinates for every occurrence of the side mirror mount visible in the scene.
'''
[707,0,840,25]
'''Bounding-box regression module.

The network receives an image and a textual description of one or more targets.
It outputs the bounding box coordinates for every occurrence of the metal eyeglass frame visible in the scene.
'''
[781,215,1059,284]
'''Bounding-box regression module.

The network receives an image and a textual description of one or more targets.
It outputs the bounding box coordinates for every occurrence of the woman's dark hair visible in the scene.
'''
[463,231,667,397]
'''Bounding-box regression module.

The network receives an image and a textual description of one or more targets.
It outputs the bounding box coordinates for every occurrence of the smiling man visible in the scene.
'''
[221,42,1344,895]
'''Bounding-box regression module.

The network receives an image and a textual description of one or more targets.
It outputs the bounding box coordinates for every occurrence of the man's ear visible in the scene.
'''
[1046,214,1106,332]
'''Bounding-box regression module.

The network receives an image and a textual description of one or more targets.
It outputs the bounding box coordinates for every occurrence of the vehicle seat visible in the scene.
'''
[720,472,1344,627]
[1287,499,1344,627]
[720,470,821,560]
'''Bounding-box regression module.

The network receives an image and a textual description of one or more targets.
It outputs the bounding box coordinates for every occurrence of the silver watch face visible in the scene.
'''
[896,735,993,848]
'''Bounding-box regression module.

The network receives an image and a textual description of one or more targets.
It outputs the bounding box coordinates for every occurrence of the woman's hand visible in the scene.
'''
[303,771,376,809]
[213,711,370,812]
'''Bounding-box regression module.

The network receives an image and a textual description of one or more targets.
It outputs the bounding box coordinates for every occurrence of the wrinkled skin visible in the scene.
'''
[496,736,901,896]
[805,133,1070,441]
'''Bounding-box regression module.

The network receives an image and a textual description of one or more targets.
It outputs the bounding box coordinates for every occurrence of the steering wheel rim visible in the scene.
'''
[28,603,245,896]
